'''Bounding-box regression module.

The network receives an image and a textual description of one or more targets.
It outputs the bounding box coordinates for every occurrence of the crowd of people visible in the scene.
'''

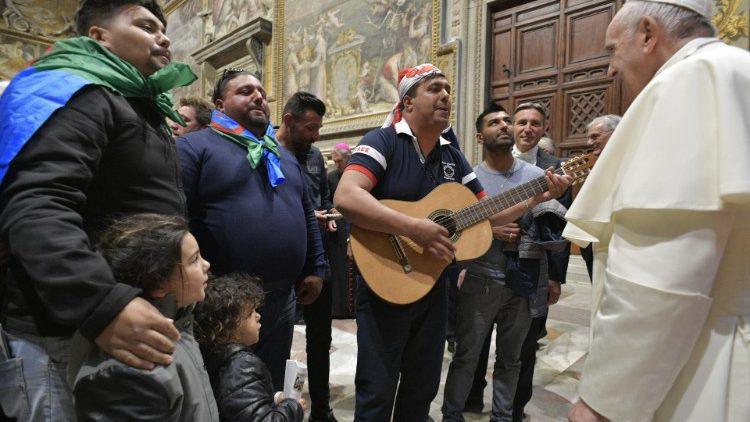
[0,0,747,422]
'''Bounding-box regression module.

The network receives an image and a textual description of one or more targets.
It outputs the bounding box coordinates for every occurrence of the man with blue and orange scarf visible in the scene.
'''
[175,71,326,392]
[0,1,196,420]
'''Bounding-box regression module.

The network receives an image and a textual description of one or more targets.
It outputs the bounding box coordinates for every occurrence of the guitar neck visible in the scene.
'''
[454,167,563,230]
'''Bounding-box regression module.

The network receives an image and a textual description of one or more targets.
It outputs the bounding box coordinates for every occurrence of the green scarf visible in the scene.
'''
[32,37,197,125]
[212,130,282,168]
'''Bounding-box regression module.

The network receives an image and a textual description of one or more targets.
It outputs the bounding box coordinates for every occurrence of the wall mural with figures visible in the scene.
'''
[0,0,77,80]
[165,0,203,100]
[275,0,439,134]
[212,0,273,40]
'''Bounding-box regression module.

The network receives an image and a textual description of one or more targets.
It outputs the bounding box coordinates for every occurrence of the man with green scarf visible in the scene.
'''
[0,1,196,420]
[176,72,327,393]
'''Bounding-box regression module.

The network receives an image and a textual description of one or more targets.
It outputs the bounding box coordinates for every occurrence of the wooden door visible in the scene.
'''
[489,0,623,157]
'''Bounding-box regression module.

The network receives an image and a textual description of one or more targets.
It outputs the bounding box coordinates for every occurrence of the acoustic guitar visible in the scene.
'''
[350,154,593,304]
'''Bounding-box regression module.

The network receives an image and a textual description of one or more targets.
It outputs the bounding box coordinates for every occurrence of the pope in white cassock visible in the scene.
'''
[565,0,750,421]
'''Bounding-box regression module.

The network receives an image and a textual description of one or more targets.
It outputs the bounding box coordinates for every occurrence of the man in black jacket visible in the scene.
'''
[276,92,338,422]
[511,101,571,421]
[0,1,195,420]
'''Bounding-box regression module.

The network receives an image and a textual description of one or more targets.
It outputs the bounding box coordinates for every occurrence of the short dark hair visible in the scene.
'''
[178,96,213,127]
[193,274,265,350]
[211,68,259,104]
[96,213,189,294]
[283,91,326,118]
[75,0,166,36]
[475,103,507,133]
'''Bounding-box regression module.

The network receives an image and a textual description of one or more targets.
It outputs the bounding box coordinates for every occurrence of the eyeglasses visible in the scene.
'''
[212,68,247,103]
[220,67,246,81]
[514,101,548,118]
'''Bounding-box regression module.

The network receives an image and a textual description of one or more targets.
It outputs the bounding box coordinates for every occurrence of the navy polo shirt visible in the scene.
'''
[347,119,484,201]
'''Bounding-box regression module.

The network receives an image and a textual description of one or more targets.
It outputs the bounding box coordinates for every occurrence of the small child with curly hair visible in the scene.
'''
[194,274,305,422]
[68,213,219,420]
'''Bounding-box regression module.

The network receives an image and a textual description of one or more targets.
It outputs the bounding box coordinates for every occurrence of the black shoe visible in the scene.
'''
[309,409,337,422]
[463,400,483,413]
[447,340,456,354]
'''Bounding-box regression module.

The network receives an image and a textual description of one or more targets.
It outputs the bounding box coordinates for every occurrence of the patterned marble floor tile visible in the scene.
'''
[290,260,592,421]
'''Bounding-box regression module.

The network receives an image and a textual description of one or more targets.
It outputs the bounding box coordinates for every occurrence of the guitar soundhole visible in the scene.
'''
[429,209,459,242]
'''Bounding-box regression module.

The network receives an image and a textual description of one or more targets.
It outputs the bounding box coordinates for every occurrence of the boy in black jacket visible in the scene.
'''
[195,274,305,422]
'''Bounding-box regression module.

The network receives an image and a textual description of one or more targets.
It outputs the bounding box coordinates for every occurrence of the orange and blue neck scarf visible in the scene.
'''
[210,110,285,187]
[0,36,196,183]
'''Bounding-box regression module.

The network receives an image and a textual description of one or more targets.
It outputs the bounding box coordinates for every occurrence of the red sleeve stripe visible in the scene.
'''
[476,190,487,200]
[345,164,378,187]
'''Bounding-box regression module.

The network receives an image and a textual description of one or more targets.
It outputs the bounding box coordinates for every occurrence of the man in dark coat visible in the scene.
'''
[0,1,195,420]
[176,72,326,391]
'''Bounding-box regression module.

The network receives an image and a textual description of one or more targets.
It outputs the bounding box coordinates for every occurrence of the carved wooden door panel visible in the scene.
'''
[489,0,623,157]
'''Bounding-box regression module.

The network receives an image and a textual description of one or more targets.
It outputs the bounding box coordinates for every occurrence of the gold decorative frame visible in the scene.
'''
[713,0,749,43]
[272,0,442,136]
[435,40,459,127]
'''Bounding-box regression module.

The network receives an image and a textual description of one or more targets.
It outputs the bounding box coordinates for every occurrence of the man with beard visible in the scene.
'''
[276,91,338,422]
[566,0,750,420]
[176,71,326,390]
[442,104,566,421]
[0,1,196,420]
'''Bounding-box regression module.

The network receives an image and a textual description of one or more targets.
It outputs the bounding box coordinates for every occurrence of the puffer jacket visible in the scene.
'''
[205,343,304,422]
[69,296,219,422]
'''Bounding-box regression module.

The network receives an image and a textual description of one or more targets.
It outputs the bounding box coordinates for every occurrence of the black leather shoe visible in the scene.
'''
[309,409,338,422]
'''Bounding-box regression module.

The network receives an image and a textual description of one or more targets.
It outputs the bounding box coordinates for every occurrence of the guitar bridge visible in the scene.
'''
[388,234,412,273]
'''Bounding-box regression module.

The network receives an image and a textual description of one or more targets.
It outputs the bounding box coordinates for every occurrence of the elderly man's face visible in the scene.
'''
[587,123,614,157]
[605,10,659,97]
[513,108,546,153]
[332,150,349,172]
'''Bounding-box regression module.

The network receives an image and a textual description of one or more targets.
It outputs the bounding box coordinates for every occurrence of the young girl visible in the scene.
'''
[194,274,305,422]
[69,213,219,421]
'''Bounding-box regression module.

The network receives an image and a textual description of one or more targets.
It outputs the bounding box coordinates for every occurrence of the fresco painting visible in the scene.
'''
[166,0,204,100]
[0,34,46,79]
[281,0,435,120]
[212,0,272,40]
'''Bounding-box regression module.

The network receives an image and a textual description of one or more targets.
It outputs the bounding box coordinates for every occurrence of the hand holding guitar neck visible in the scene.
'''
[405,218,455,263]
[533,169,572,203]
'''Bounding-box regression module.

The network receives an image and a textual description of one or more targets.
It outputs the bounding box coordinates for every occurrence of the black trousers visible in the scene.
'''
[354,276,447,421]
[303,279,334,418]
[512,315,547,421]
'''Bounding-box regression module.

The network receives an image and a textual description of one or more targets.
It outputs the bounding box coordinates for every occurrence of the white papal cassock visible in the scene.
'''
[563,37,750,421]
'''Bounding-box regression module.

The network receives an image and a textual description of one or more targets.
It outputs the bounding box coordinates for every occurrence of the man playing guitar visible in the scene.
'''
[334,63,570,421]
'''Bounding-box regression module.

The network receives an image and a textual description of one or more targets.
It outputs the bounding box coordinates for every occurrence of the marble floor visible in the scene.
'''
[290,257,592,421]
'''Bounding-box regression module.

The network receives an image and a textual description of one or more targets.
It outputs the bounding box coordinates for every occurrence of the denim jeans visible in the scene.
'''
[442,272,531,422]
[0,331,75,422]
[254,287,297,390]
